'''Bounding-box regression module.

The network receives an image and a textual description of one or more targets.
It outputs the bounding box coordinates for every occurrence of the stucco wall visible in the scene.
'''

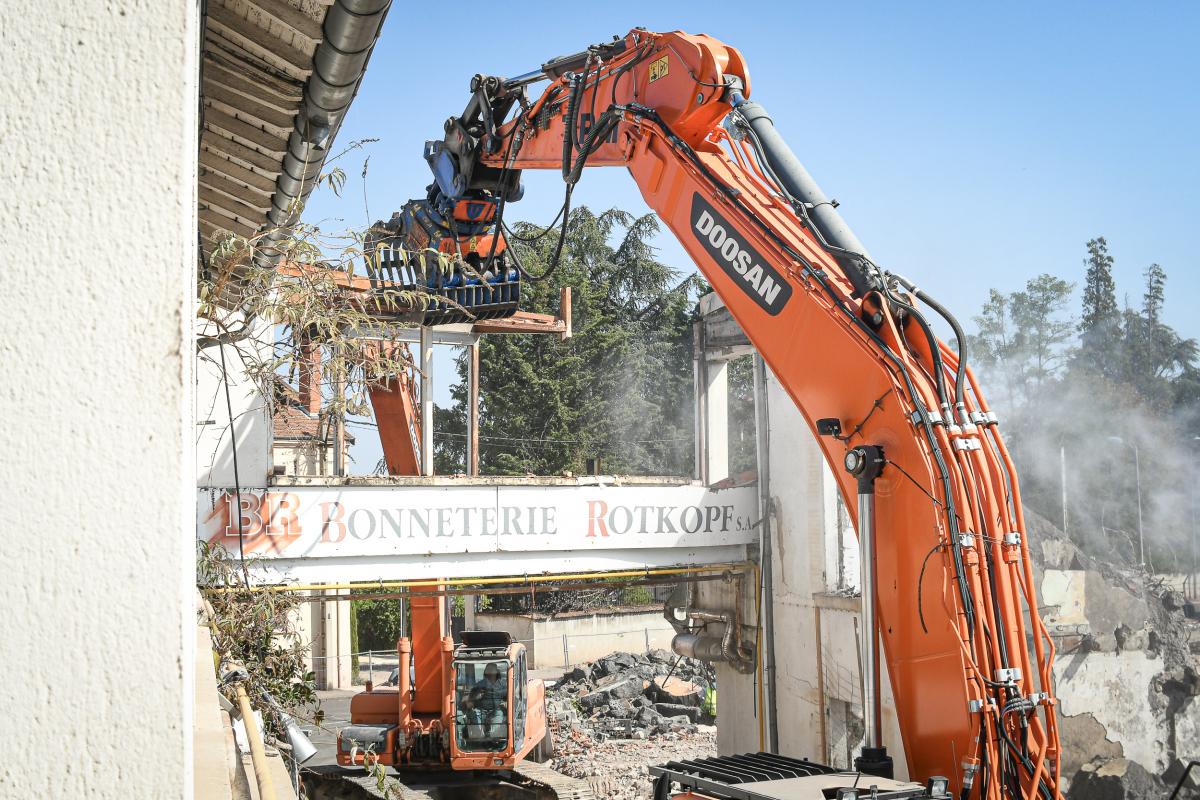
[0,3,198,796]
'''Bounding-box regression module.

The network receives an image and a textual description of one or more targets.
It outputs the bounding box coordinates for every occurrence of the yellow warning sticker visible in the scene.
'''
[648,55,669,83]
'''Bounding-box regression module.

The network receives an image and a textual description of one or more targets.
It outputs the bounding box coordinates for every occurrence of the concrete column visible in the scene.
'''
[315,588,353,690]
[703,359,730,485]
[464,595,477,630]
[420,326,434,475]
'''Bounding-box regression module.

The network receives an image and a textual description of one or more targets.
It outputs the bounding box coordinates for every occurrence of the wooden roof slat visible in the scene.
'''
[201,134,282,175]
[207,3,313,75]
[204,86,293,132]
[204,59,300,112]
[203,107,289,156]
[200,150,277,194]
[244,0,324,43]
[199,170,275,212]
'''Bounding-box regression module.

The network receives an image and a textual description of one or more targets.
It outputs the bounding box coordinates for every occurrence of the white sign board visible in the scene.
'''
[197,483,758,582]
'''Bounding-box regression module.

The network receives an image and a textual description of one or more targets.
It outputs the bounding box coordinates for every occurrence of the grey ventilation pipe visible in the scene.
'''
[255,0,392,267]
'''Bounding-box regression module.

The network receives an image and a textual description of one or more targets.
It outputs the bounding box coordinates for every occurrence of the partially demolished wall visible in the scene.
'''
[1032,512,1199,797]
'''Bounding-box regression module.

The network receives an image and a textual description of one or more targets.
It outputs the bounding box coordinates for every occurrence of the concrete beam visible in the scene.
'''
[420,327,434,476]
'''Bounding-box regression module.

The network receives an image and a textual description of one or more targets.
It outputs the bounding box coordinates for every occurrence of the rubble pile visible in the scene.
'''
[544,650,718,800]
[545,649,716,739]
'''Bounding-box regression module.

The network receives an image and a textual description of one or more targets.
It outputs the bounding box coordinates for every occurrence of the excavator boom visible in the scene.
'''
[419,28,1062,800]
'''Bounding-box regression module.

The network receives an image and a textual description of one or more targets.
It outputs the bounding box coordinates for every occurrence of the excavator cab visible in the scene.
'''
[450,632,535,762]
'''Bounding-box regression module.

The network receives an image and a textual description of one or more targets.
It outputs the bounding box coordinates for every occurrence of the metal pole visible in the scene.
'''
[644,628,650,654]
[562,634,569,669]
[1060,443,1068,536]
[856,489,882,749]
[333,368,346,477]
[753,354,779,753]
[1134,444,1144,569]
[693,321,706,482]
[468,339,480,476]
[844,445,892,779]
[420,326,434,476]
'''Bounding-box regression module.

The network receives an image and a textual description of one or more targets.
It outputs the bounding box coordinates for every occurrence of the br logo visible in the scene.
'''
[204,491,302,555]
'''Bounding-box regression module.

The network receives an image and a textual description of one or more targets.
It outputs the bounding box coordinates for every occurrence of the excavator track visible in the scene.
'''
[304,762,595,800]
[510,760,596,800]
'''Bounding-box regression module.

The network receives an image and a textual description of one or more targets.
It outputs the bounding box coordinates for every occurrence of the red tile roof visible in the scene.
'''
[272,379,355,443]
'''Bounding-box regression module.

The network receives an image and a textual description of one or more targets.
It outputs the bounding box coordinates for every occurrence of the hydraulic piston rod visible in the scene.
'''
[845,444,893,779]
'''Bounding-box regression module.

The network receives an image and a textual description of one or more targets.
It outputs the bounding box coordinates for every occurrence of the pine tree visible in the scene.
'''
[1143,263,1165,326]
[967,276,1073,411]
[1076,236,1121,378]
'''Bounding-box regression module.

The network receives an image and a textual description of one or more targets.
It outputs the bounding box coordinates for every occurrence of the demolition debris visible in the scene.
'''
[544,650,719,800]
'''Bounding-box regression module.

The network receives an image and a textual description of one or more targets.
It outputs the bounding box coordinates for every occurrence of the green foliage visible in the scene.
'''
[968,274,1075,411]
[727,356,757,476]
[619,586,653,606]
[353,598,405,652]
[1076,236,1121,378]
[197,542,317,717]
[439,206,702,476]
[968,239,1199,570]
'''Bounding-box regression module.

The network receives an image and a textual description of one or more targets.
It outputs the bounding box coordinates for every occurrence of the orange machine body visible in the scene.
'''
[429,28,1062,799]
[337,588,549,771]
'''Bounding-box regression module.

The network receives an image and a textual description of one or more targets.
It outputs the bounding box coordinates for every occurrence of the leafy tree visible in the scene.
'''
[968,239,1199,570]
[968,275,1074,411]
[440,206,701,476]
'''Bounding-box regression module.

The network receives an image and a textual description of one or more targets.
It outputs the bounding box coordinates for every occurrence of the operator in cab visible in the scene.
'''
[473,663,508,742]
[474,663,507,706]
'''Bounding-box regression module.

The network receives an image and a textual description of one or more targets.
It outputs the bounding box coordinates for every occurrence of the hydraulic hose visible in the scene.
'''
[895,275,970,419]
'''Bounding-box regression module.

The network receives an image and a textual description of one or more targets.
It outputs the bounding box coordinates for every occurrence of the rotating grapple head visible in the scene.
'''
[365,185,521,326]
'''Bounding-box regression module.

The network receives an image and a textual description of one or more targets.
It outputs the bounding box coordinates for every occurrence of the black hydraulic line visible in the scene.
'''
[909,283,970,415]
[885,291,951,410]
[561,73,579,180]
[623,106,980,637]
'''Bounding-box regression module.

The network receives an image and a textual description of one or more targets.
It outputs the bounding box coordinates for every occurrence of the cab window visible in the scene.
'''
[454,660,510,753]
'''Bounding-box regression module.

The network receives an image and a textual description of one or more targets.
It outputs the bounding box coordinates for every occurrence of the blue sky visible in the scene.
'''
[300,2,1200,471]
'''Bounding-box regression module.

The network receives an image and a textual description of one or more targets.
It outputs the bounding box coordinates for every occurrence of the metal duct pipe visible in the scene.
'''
[255,0,392,267]
[730,93,875,296]
[674,609,755,674]
[671,633,727,663]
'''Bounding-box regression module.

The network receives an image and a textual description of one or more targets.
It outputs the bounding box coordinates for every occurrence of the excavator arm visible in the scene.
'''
[420,28,1062,800]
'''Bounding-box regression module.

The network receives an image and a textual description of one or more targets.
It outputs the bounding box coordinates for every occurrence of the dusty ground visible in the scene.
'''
[549,722,717,800]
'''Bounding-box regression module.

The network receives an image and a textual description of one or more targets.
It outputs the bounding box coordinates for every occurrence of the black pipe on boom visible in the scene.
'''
[730,94,875,297]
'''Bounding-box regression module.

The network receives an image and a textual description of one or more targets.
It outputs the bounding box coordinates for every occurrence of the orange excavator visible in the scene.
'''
[336,591,557,772]
[380,28,1063,800]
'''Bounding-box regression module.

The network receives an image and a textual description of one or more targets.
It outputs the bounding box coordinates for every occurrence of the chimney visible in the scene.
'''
[298,340,322,414]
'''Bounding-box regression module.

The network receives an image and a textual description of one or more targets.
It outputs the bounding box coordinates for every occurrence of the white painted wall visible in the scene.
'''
[0,2,198,797]
[712,369,907,773]
[197,315,274,487]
